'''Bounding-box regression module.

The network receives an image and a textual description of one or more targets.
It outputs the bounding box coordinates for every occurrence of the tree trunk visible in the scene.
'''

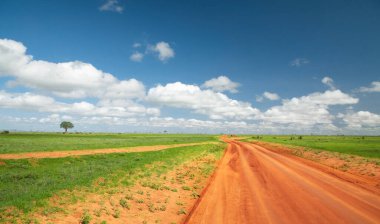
[65,128,67,133]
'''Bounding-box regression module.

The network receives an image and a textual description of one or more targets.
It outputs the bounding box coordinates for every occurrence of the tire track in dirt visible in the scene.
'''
[185,140,380,224]
[0,142,216,160]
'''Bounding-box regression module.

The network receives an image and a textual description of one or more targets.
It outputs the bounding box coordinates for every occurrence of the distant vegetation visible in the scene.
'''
[245,135,380,158]
[0,133,218,154]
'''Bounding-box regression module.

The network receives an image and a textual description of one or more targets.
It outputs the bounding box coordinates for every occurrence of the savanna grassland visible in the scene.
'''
[243,135,380,158]
[0,133,224,224]
[2,133,380,223]
[0,133,217,154]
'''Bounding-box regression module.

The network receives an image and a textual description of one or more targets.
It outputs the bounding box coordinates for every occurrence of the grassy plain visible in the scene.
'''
[244,135,380,158]
[0,143,225,223]
[0,133,217,154]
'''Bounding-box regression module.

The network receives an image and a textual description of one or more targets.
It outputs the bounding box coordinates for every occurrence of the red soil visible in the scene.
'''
[0,142,213,160]
[185,139,380,224]
[30,155,219,224]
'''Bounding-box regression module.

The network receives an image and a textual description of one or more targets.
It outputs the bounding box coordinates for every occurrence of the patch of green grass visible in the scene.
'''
[177,208,187,215]
[0,133,218,154]
[125,194,134,200]
[0,144,225,212]
[119,198,130,209]
[175,201,184,206]
[136,199,144,204]
[181,186,191,191]
[80,211,92,224]
[159,205,166,211]
[141,181,162,190]
[148,203,155,213]
[113,209,121,218]
[191,192,200,199]
[244,135,380,158]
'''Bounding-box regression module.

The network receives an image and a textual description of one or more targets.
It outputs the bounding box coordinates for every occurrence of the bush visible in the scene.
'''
[80,212,91,224]
[120,198,130,209]
[1,130,9,134]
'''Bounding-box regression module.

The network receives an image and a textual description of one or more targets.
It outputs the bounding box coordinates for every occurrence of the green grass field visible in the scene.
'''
[2,132,379,222]
[0,143,225,214]
[0,133,218,154]
[244,135,380,158]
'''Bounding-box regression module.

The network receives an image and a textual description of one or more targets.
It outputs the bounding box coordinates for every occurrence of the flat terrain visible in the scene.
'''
[0,133,223,224]
[2,133,380,223]
[186,139,380,224]
[243,135,380,158]
[0,133,217,154]
[0,142,215,159]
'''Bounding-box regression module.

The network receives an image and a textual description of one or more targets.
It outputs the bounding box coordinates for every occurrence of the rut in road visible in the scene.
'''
[185,140,380,224]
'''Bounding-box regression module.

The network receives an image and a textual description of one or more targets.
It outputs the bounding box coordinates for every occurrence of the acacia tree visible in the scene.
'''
[60,121,74,133]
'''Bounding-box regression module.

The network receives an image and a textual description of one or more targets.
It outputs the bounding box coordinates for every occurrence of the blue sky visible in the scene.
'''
[0,0,379,134]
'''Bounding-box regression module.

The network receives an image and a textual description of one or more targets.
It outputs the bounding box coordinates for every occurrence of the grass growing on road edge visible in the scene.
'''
[0,133,218,154]
[0,143,225,223]
[243,135,380,158]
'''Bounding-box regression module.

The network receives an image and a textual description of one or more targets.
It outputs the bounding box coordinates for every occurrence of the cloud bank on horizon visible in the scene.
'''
[0,38,379,134]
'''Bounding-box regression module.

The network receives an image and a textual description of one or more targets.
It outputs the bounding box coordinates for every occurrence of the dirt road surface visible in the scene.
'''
[185,139,380,224]
[0,142,215,160]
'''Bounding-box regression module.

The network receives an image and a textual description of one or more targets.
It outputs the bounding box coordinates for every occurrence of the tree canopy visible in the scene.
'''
[60,121,74,133]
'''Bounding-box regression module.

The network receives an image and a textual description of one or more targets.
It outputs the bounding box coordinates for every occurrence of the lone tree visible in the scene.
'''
[60,121,74,133]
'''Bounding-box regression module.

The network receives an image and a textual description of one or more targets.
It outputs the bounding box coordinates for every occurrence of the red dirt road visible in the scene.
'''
[185,140,380,224]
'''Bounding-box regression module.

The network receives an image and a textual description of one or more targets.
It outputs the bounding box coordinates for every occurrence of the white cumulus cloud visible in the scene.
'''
[202,76,240,93]
[358,81,380,93]
[322,76,336,90]
[338,111,380,128]
[0,91,159,118]
[256,91,280,102]
[147,82,259,120]
[263,92,280,101]
[1,39,378,134]
[130,52,144,62]
[149,42,175,62]
[260,90,358,126]
[0,38,145,100]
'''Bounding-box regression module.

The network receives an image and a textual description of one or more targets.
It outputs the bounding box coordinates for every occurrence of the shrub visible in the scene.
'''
[80,212,92,224]
[125,194,134,200]
[1,130,9,134]
[148,203,155,213]
[177,208,187,215]
[136,199,144,203]
[113,209,121,218]
[120,198,130,209]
